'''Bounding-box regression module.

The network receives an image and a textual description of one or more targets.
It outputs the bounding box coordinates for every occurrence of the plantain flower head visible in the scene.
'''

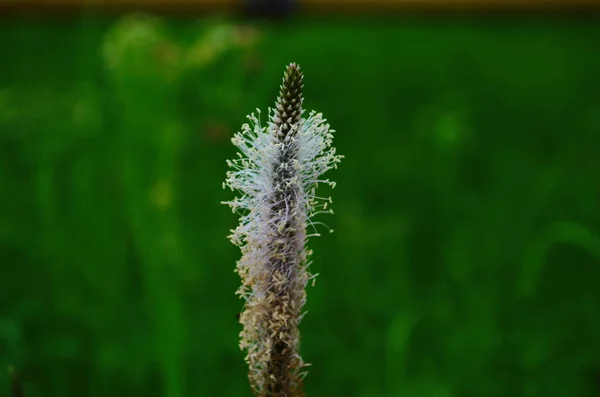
[223,63,342,396]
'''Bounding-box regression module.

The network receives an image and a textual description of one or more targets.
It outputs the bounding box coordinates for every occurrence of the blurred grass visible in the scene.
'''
[1,13,600,397]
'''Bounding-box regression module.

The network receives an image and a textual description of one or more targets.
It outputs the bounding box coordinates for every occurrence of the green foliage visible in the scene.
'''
[1,14,600,397]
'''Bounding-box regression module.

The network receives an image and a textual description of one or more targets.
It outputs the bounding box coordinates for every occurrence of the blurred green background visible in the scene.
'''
[1,12,600,397]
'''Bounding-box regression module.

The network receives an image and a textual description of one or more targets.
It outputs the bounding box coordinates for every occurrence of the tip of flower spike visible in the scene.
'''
[286,62,300,73]
[272,63,304,141]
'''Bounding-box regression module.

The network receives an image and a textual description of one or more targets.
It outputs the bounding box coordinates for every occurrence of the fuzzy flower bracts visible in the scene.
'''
[223,63,342,396]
